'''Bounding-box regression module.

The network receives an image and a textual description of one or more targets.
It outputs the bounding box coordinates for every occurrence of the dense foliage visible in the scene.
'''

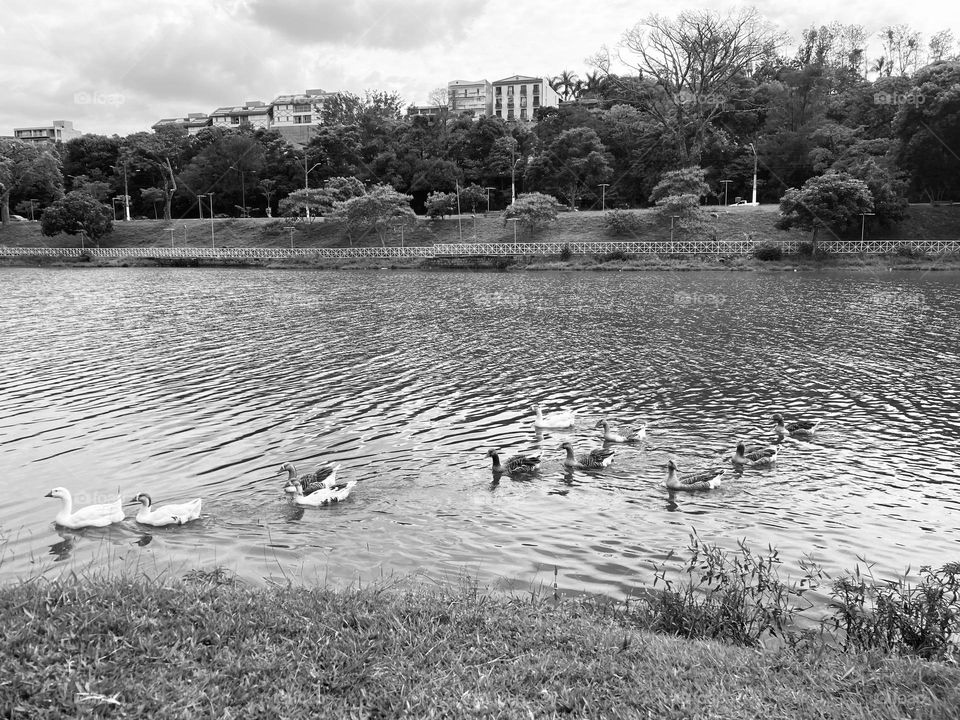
[1,11,957,231]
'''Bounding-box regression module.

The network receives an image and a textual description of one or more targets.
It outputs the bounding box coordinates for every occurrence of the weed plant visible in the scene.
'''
[644,533,824,647]
[828,562,960,660]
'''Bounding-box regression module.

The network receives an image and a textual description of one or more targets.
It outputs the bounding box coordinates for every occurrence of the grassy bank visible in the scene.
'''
[2,204,959,252]
[3,570,959,719]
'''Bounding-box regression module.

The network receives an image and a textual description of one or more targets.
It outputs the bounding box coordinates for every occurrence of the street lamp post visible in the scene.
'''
[859,212,876,252]
[748,144,758,206]
[200,193,215,248]
[394,223,405,248]
[670,215,680,244]
[720,179,732,207]
[112,197,122,221]
[29,199,38,221]
[183,224,187,246]
[485,186,496,213]
[76,222,85,251]
[169,227,175,248]
[231,165,246,217]
[509,217,519,243]
[456,182,463,242]
[299,149,323,221]
[123,164,130,221]
[284,225,296,251]
[598,183,610,211]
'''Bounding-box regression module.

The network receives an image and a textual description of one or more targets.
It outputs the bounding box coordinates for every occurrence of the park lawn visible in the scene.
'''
[2,573,959,719]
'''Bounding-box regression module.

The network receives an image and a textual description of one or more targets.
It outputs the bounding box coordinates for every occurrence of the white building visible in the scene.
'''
[13,120,82,144]
[491,75,559,122]
[447,79,493,118]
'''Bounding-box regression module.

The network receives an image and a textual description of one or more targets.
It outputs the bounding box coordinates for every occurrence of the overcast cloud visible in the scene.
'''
[1,0,957,137]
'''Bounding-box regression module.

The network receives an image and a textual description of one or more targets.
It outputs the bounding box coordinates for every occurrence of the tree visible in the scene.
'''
[617,8,784,163]
[649,166,711,204]
[40,190,113,241]
[177,132,266,216]
[776,172,873,248]
[121,126,190,220]
[503,192,562,239]
[892,61,960,203]
[525,127,612,209]
[0,139,62,224]
[278,188,328,219]
[329,184,414,246]
[258,178,278,216]
[425,191,457,219]
[459,184,487,214]
[140,187,165,219]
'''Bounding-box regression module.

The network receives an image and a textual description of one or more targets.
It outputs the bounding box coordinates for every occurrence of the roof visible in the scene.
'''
[492,75,544,84]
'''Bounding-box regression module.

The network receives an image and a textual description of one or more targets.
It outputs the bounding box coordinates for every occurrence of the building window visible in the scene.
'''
[507,85,514,96]
[496,109,502,117]
[520,97,527,108]
[520,85,527,95]
[507,109,514,120]
[294,115,311,124]
[293,103,310,112]
[533,85,540,96]
[495,86,502,96]
[533,97,540,108]
[520,109,527,120]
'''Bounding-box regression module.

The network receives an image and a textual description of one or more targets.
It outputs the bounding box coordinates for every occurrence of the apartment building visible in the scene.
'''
[13,120,82,144]
[209,101,271,130]
[151,113,212,135]
[491,75,559,122]
[269,89,336,145]
[447,79,493,118]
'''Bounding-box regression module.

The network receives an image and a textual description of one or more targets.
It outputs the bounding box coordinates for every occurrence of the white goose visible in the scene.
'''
[130,493,202,527]
[595,418,647,443]
[288,478,357,507]
[533,403,576,429]
[45,487,125,529]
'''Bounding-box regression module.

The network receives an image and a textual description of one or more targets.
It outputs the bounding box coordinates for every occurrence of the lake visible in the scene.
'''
[1,266,958,611]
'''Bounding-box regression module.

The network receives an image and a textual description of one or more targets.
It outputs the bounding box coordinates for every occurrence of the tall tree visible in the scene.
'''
[616,9,784,163]
[892,61,960,202]
[121,126,190,220]
[329,184,414,246]
[525,127,612,209]
[0,139,62,224]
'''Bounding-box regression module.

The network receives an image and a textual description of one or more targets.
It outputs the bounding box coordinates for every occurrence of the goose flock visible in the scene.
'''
[486,408,821,494]
[43,408,819,529]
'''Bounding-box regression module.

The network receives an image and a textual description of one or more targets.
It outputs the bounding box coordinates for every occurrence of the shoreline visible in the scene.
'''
[3,251,960,273]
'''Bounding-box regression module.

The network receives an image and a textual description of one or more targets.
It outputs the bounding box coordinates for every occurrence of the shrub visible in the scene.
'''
[753,242,783,261]
[828,562,960,660]
[794,242,830,260]
[559,245,573,261]
[895,244,924,259]
[602,250,630,262]
[647,533,823,647]
[604,209,643,236]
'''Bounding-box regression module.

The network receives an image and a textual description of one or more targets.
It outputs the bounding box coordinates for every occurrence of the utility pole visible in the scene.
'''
[720,179,732,206]
[598,183,609,211]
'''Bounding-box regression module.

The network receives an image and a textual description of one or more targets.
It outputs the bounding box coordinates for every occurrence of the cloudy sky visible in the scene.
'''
[2,0,957,138]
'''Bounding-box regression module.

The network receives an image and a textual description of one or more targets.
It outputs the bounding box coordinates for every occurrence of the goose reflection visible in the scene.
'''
[49,531,79,561]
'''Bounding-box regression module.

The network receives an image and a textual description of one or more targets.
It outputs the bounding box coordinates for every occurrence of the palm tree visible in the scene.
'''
[551,70,580,101]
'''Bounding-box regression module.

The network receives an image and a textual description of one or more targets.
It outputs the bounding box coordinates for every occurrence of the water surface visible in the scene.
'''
[1,267,958,609]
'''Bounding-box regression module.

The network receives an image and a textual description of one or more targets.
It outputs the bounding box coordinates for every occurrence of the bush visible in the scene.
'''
[647,534,823,647]
[604,209,643,236]
[829,562,960,660]
[559,245,573,261]
[895,244,924,259]
[795,241,830,260]
[753,242,783,261]
[602,250,630,262]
